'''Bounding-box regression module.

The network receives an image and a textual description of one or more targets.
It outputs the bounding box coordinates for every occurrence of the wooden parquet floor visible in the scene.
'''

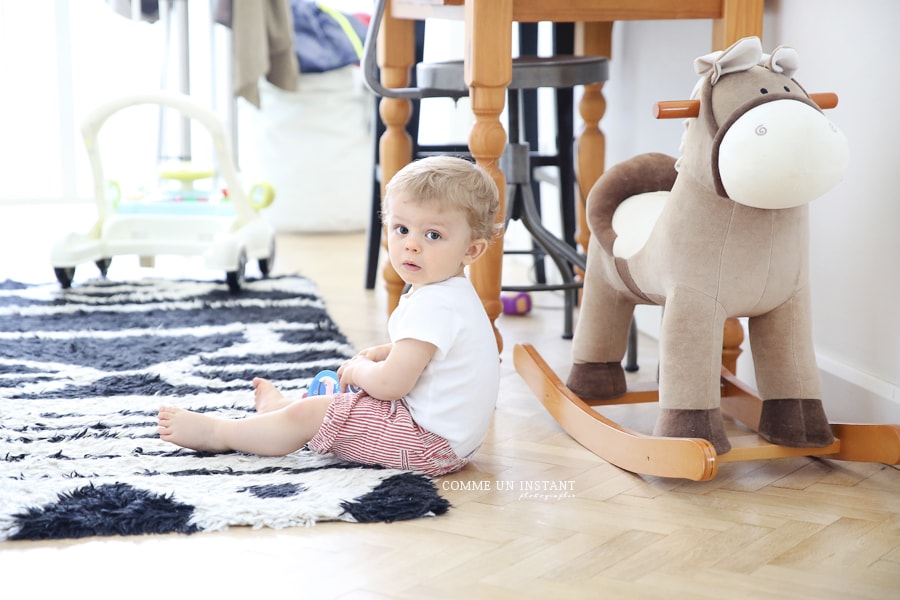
[1,218,898,599]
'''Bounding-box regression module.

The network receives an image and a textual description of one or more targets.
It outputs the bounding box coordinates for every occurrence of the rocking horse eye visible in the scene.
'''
[784,86,791,92]
[760,88,769,94]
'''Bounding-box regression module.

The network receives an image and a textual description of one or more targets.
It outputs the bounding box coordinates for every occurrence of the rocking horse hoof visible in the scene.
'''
[758,398,836,447]
[654,407,732,455]
[566,361,627,400]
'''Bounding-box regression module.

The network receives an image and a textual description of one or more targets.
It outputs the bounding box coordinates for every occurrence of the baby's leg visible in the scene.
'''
[158,394,333,456]
[253,377,291,413]
[158,406,230,453]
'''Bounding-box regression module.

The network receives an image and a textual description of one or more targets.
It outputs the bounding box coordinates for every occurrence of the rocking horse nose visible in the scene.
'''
[716,99,849,209]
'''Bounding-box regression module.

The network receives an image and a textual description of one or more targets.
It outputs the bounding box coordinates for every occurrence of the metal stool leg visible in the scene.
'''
[626,319,639,372]
[502,143,640,365]
[502,143,584,338]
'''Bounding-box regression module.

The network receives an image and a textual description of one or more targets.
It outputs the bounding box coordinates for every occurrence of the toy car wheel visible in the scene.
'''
[95,258,111,277]
[226,251,247,294]
[54,267,75,289]
[258,241,275,277]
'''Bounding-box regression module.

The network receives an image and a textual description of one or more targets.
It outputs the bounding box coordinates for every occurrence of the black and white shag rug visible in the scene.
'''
[0,276,450,541]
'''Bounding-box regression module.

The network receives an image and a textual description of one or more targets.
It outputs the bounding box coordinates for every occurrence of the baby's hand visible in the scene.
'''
[337,355,368,393]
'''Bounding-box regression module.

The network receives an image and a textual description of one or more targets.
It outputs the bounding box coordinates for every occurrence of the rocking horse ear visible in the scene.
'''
[764,45,800,78]
[694,36,762,84]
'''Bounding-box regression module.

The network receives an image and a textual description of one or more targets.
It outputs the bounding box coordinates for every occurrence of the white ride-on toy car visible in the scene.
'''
[51,92,276,293]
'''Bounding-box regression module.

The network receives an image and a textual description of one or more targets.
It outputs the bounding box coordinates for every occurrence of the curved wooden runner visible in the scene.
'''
[514,344,900,480]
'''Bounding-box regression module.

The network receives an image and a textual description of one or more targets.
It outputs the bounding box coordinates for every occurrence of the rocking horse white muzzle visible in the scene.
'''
[715,98,850,209]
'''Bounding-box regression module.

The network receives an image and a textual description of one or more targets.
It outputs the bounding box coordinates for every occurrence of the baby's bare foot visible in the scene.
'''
[252,378,290,413]
[158,406,228,453]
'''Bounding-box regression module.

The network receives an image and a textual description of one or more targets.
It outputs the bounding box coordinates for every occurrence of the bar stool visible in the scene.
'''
[412,55,605,339]
[362,0,638,360]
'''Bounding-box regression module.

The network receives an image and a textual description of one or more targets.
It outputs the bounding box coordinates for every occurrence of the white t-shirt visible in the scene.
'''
[388,276,500,458]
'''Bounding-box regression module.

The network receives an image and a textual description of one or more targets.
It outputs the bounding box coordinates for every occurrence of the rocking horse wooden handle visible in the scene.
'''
[653,92,839,119]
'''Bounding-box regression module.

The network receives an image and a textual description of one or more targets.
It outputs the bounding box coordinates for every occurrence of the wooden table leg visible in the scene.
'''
[378,0,415,314]
[464,0,513,351]
[722,317,744,375]
[711,0,763,368]
[712,0,764,50]
[574,22,612,257]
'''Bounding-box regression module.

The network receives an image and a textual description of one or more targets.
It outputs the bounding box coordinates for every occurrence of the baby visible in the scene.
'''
[158,156,501,476]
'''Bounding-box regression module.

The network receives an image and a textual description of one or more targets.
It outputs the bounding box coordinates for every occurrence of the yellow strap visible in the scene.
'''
[317,2,364,60]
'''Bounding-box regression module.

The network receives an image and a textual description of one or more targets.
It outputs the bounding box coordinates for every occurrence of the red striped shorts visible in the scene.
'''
[307,392,468,477]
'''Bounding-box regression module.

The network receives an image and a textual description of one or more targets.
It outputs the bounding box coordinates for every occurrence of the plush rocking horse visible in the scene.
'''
[514,37,900,480]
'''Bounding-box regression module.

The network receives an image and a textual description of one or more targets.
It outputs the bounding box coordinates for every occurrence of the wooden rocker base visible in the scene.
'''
[514,343,900,481]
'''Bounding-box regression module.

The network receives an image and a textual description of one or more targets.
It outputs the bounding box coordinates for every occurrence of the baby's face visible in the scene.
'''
[384,193,479,290]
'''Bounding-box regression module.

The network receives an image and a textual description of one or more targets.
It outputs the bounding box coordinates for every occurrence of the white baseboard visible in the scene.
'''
[816,354,900,423]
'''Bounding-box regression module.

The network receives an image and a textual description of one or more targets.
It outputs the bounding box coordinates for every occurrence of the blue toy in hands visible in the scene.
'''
[306,369,361,396]
[307,370,341,396]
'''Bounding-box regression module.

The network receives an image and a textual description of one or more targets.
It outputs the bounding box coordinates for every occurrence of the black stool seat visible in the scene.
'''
[416,55,609,95]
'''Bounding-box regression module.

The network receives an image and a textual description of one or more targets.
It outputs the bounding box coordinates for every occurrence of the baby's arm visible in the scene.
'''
[338,338,435,400]
[356,343,392,363]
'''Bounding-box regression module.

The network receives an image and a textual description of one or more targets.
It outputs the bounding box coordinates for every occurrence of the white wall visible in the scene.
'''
[603,0,900,419]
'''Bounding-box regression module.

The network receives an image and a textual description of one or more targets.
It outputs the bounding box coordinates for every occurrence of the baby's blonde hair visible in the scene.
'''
[384,156,500,242]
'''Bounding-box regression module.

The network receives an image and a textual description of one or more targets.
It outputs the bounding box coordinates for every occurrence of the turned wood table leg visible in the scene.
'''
[722,317,744,376]
[574,22,612,257]
[713,1,759,376]
[712,0,764,50]
[378,95,411,314]
[463,0,512,352]
[377,1,414,315]
[467,86,509,351]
